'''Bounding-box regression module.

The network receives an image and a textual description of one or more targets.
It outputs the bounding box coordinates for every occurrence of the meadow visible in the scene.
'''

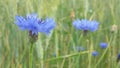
[0,0,120,68]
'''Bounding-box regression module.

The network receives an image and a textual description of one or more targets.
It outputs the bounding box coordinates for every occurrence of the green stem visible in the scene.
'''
[46,51,89,62]
[29,43,33,68]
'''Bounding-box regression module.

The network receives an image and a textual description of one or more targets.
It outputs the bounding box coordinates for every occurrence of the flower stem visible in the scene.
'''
[29,43,33,68]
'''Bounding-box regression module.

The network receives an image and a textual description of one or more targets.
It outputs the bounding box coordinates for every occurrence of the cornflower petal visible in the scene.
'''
[15,15,28,30]
[38,18,56,35]
[89,20,99,32]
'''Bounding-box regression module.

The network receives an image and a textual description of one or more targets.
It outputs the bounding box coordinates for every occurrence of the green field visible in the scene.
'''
[0,0,120,68]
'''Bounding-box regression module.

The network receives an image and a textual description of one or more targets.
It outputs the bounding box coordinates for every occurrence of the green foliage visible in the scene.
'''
[0,0,120,68]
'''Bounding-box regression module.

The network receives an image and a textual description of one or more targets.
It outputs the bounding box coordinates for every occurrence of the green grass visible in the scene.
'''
[0,0,120,68]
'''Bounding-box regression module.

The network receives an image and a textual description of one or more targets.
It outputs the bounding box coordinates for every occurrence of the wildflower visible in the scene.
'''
[15,13,56,43]
[111,24,118,33]
[52,52,56,57]
[76,46,85,52]
[15,14,56,35]
[70,10,75,20]
[92,51,98,57]
[99,42,108,49]
[73,19,99,33]
[117,54,120,62]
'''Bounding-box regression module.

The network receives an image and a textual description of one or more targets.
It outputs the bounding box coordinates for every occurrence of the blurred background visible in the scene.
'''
[0,0,120,68]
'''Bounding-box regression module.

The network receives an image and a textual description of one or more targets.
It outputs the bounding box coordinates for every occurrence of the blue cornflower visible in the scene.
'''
[52,52,56,57]
[99,42,108,49]
[15,13,56,35]
[92,51,98,57]
[76,46,85,52]
[73,19,99,32]
[117,54,120,62]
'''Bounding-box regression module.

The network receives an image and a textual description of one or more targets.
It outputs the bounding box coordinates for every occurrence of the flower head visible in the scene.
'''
[76,46,85,52]
[111,24,118,33]
[92,51,98,57]
[73,19,99,32]
[15,13,56,35]
[117,54,120,62]
[15,13,56,43]
[70,10,75,20]
[52,52,56,57]
[99,42,108,49]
